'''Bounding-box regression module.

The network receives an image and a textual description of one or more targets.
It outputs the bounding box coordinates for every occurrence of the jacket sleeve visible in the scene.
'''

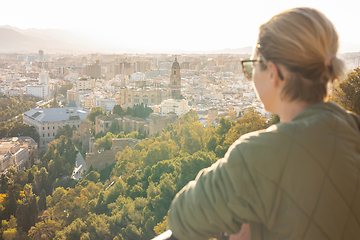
[168,138,266,240]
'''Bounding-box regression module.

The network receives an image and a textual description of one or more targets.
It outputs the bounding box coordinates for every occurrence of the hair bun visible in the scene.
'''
[324,54,336,68]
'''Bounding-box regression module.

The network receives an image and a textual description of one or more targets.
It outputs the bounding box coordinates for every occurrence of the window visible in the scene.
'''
[43,134,44,137]
[53,126,55,129]
[144,99,148,103]
[174,71,176,74]
[48,127,49,130]
[48,133,50,137]
[128,98,131,102]
[43,127,44,130]
[53,133,55,136]
[134,99,139,103]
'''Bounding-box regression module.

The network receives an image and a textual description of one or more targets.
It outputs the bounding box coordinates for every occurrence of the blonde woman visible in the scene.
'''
[167,7,360,240]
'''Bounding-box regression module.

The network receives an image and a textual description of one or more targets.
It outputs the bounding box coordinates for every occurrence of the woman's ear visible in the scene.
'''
[267,61,282,87]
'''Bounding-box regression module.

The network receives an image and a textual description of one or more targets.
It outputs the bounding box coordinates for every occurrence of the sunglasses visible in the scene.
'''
[241,59,284,81]
[241,60,260,80]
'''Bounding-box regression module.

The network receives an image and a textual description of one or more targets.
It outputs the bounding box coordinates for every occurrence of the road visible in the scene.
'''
[72,148,86,180]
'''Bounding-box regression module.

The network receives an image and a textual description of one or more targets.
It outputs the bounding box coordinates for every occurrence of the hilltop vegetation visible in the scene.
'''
[0,108,267,240]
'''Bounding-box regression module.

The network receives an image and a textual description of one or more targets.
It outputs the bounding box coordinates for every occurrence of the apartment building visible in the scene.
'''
[26,84,49,98]
[0,139,30,172]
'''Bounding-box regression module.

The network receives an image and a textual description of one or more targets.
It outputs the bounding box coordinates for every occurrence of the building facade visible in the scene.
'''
[67,89,77,103]
[96,98,117,112]
[76,77,95,91]
[23,107,90,150]
[117,87,171,107]
[0,138,30,172]
[160,99,189,116]
[82,61,101,78]
[26,84,49,98]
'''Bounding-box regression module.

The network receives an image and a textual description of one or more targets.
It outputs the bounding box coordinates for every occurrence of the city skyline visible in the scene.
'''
[1,0,360,53]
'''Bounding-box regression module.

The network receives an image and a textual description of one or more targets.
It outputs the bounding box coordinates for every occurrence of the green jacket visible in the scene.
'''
[168,102,360,240]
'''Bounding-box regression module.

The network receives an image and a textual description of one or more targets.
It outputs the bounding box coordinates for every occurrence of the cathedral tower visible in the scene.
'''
[170,56,181,99]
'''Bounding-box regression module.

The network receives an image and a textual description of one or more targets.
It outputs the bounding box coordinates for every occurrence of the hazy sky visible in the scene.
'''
[1,0,359,52]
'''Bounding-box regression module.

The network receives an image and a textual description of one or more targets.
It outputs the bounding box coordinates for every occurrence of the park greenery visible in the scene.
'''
[0,67,359,239]
[0,108,267,240]
[58,82,73,97]
[0,95,40,142]
[113,103,153,119]
[0,95,38,122]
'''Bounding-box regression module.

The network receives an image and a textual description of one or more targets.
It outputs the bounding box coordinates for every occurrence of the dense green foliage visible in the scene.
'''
[0,95,38,122]
[331,67,360,115]
[0,95,40,142]
[87,107,107,124]
[55,124,77,139]
[113,103,153,119]
[0,135,78,239]
[58,82,73,97]
[0,119,39,143]
[0,108,269,240]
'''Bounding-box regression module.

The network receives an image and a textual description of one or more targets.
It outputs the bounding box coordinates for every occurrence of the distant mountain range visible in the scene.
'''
[0,25,359,54]
[0,26,106,53]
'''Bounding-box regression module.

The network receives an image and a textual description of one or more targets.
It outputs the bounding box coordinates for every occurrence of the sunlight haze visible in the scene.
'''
[1,0,359,53]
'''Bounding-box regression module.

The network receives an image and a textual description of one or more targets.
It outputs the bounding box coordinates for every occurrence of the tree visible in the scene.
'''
[268,114,280,126]
[55,124,76,139]
[49,91,60,108]
[16,194,38,234]
[113,105,125,116]
[28,219,61,240]
[85,171,100,182]
[331,67,360,115]
[38,189,47,211]
[7,123,39,143]
[86,107,106,124]
[58,82,73,96]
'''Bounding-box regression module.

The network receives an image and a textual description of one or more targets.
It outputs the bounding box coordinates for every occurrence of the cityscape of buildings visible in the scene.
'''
[1,49,360,173]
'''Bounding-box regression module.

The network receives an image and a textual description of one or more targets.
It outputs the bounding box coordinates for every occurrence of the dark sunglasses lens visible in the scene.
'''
[243,62,253,79]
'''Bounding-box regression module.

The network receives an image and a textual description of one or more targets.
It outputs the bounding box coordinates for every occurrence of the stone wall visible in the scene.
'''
[86,138,140,171]
[149,113,178,134]
[73,121,93,152]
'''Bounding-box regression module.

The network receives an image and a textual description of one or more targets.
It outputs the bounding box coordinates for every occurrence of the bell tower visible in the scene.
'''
[170,56,181,99]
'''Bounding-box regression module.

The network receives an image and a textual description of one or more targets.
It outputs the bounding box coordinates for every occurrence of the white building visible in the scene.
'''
[160,99,189,116]
[23,107,90,150]
[26,84,49,98]
[28,55,36,63]
[39,71,49,85]
[243,92,256,98]
[38,50,44,62]
[96,98,117,112]
[130,72,146,82]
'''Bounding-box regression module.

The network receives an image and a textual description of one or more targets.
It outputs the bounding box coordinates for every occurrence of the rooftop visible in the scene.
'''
[23,107,90,123]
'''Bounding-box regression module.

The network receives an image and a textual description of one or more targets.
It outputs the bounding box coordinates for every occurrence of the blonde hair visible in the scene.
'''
[256,7,347,102]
